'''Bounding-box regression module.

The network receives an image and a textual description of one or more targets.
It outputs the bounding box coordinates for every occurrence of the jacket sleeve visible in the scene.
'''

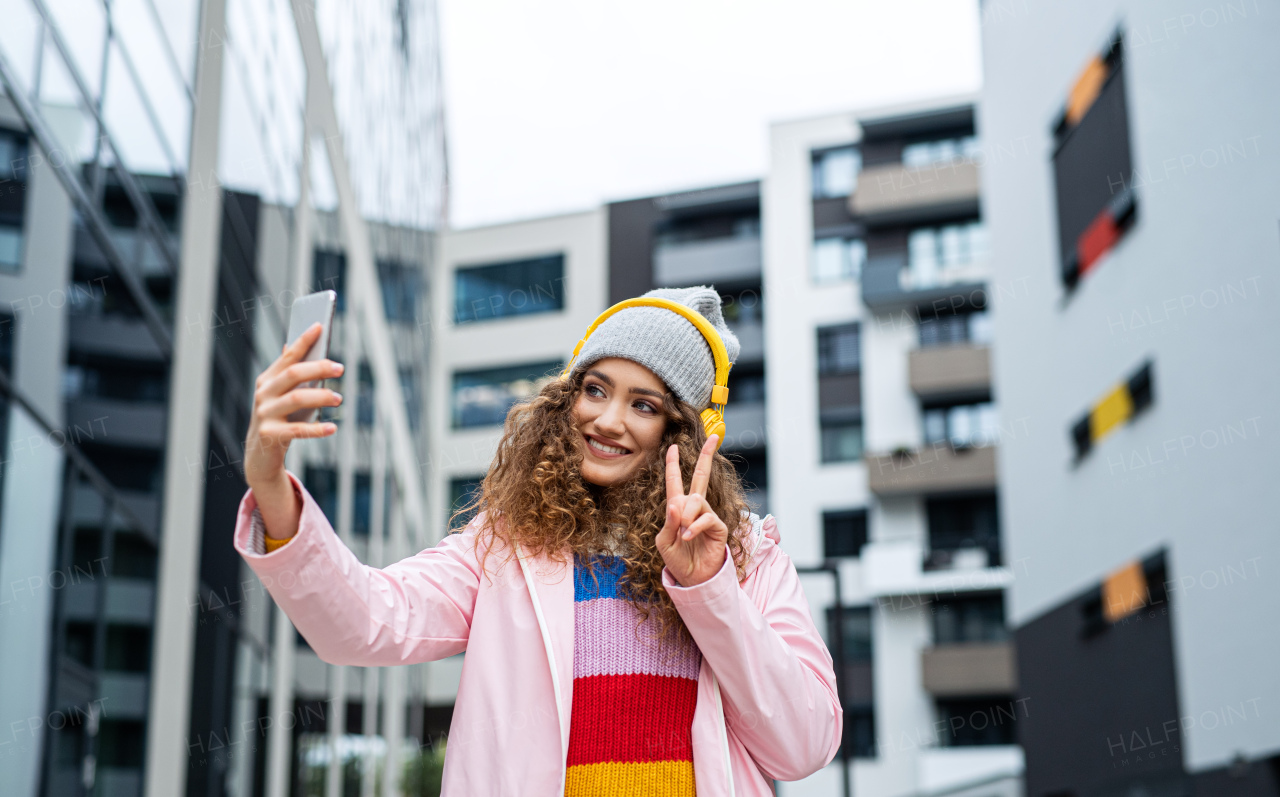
[234,470,482,666]
[663,533,843,781]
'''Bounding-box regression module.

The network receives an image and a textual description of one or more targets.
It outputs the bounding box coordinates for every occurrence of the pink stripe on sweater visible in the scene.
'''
[573,597,701,680]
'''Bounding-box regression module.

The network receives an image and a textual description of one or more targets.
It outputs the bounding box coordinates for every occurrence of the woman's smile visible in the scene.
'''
[583,432,632,458]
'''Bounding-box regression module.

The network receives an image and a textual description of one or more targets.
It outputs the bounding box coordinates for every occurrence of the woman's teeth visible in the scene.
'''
[588,437,628,455]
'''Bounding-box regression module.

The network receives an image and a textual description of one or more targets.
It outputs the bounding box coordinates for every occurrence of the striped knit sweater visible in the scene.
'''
[565,554,701,796]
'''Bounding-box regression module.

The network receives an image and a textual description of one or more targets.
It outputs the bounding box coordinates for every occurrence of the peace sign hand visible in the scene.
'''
[657,436,730,587]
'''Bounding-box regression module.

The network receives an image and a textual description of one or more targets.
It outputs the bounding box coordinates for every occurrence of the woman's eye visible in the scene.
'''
[586,384,605,398]
[633,401,656,414]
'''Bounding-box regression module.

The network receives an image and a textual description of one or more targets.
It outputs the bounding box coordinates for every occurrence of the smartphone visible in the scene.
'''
[284,290,337,423]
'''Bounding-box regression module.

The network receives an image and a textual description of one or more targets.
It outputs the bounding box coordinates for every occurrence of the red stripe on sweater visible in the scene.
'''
[566,673,699,765]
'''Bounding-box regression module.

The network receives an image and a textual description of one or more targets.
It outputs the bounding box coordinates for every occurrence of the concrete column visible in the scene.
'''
[381,490,407,797]
[0,106,78,797]
[143,0,227,794]
[327,326,360,797]
[264,82,317,797]
[360,425,386,797]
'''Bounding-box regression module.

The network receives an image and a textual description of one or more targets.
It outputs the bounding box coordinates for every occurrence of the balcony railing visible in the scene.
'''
[850,160,981,223]
[653,234,762,287]
[909,344,991,402]
[861,253,988,311]
[867,443,997,496]
[921,642,1018,697]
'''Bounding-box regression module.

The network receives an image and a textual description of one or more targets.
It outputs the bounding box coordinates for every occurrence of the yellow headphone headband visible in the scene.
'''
[561,297,732,447]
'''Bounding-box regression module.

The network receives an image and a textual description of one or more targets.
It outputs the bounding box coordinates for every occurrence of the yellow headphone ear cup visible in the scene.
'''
[700,408,726,450]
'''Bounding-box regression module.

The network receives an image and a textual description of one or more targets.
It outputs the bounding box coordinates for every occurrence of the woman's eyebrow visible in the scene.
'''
[628,386,664,399]
[585,369,614,387]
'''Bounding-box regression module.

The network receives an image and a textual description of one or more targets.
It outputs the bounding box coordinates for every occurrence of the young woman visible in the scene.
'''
[235,287,842,796]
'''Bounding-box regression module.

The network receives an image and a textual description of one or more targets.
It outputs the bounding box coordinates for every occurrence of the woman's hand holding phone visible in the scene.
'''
[243,322,344,539]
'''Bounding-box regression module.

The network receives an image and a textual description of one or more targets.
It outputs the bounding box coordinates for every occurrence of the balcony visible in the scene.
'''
[68,313,166,361]
[922,642,1018,697]
[861,253,988,312]
[909,344,991,402]
[653,234,762,287]
[862,539,1014,597]
[850,160,980,224]
[867,444,996,496]
[66,396,167,449]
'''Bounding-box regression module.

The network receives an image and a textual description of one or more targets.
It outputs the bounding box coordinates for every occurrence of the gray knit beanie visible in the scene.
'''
[572,286,740,410]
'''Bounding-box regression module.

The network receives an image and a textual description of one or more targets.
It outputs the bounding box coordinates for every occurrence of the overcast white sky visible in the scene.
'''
[437,0,984,229]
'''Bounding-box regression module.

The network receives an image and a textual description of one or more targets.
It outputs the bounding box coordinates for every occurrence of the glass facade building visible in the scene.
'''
[0,1,446,796]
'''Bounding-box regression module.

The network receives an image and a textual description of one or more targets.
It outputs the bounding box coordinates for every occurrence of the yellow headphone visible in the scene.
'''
[560,297,732,449]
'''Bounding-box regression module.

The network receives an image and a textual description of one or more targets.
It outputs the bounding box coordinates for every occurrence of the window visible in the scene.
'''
[304,466,338,528]
[357,361,375,427]
[726,363,765,404]
[81,446,162,493]
[62,359,169,402]
[931,593,1008,644]
[354,471,372,536]
[821,421,864,463]
[817,324,860,375]
[449,476,484,529]
[1052,32,1135,288]
[378,258,420,323]
[655,212,759,248]
[919,308,992,347]
[313,248,346,312]
[936,698,1018,746]
[110,533,157,579]
[452,360,560,429]
[828,605,873,663]
[454,254,565,324]
[922,401,999,448]
[812,236,866,284]
[98,720,146,767]
[817,323,862,463]
[826,606,876,758]
[0,129,29,272]
[926,494,1001,568]
[105,625,151,672]
[907,221,988,287]
[902,135,980,168]
[823,509,868,558]
[812,145,861,198]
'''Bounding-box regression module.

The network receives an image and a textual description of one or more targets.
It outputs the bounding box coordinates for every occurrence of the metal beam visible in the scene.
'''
[143,0,228,793]
[289,0,428,545]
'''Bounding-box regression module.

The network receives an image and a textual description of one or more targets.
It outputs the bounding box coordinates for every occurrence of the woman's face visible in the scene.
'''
[573,357,670,488]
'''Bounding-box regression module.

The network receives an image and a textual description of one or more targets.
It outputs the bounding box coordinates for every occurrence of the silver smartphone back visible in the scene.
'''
[284,290,337,423]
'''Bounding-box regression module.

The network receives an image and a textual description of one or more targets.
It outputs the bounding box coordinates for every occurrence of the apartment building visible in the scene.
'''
[980,4,1280,796]
[764,98,1022,797]
[0,1,447,796]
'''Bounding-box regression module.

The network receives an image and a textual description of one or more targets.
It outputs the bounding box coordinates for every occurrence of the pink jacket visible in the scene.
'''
[234,472,842,796]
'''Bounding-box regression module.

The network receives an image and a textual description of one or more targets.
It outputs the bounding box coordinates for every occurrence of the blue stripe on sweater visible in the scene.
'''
[573,555,627,601]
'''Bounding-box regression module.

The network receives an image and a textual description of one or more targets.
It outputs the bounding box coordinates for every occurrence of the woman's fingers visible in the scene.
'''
[680,491,711,531]
[681,511,721,542]
[688,435,717,497]
[260,359,344,400]
[260,420,338,443]
[657,496,682,548]
[664,444,685,499]
[263,323,322,382]
[259,388,342,419]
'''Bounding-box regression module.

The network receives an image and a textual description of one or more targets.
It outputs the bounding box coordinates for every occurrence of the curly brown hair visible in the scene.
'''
[453,369,754,641]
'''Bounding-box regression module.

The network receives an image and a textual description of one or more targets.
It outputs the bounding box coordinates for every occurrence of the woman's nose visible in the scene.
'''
[596,401,626,435]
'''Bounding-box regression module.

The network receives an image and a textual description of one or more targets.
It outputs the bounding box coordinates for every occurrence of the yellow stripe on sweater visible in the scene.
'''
[565,760,695,797]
